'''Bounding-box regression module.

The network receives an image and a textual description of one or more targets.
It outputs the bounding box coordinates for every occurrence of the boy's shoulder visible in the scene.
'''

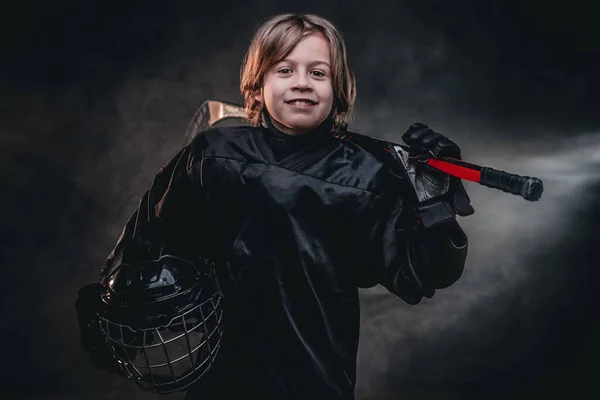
[188,124,257,147]
[200,124,256,140]
[334,130,401,165]
[187,124,264,161]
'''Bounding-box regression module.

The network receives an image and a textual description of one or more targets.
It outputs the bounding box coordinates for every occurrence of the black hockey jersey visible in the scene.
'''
[101,117,469,399]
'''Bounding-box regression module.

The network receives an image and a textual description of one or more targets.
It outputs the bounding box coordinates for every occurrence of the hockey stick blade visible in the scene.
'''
[184,100,247,144]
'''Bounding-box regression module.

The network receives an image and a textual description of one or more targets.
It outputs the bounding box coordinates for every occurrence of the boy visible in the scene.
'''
[77,13,473,400]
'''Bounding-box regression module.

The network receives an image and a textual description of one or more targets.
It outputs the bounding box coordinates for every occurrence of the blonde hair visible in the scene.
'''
[240,14,356,130]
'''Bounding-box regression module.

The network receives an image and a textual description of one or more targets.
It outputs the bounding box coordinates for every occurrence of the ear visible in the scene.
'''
[254,89,263,103]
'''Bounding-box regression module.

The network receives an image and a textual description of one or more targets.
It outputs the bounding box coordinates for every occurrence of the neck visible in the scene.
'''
[270,119,312,136]
[262,111,334,139]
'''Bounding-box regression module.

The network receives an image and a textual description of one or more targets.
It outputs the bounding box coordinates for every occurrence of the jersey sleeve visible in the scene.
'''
[99,134,211,285]
[374,156,469,305]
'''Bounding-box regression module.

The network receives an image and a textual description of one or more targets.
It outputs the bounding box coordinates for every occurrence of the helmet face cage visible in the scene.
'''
[98,286,224,394]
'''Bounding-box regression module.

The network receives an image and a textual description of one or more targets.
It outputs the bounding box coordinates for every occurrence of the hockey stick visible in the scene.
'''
[425,156,543,201]
[185,100,543,201]
[184,100,248,144]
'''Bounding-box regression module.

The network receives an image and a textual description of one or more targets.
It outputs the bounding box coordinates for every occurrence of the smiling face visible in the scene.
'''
[256,32,334,136]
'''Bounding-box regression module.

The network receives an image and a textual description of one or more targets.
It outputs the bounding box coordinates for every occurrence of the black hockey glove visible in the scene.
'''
[75,283,119,374]
[401,123,475,227]
[402,122,462,159]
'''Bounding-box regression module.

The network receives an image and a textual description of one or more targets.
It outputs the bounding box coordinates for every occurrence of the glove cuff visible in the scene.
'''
[417,201,455,229]
[452,179,475,216]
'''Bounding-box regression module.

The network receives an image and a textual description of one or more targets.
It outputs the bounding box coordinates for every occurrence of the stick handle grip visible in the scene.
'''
[480,167,543,201]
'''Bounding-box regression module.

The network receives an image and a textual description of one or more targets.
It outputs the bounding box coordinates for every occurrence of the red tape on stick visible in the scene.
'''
[426,158,481,182]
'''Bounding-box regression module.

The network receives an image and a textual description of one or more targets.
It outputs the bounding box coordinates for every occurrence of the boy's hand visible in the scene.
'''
[398,123,474,222]
[402,123,461,159]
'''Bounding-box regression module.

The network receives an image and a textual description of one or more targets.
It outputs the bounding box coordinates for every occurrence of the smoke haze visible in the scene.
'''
[1,1,598,398]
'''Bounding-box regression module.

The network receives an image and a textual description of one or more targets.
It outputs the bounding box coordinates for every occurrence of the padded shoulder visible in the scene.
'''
[334,130,405,167]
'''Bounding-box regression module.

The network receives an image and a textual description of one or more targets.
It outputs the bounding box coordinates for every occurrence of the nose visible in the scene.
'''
[292,71,312,91]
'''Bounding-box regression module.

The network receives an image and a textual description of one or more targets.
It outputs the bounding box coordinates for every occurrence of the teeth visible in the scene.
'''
[289,101,314,106]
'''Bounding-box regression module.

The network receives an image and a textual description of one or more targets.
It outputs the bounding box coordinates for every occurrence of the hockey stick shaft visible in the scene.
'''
[427,157,543,201]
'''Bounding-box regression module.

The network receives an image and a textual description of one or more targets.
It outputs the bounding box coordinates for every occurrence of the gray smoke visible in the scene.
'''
[1,1,598,399]
[356,130,600,398]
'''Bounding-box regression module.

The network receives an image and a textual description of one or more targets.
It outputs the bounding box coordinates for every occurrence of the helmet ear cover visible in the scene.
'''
[98,254,224,394]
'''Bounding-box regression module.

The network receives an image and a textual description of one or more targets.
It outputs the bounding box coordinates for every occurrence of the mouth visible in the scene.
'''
[285,99,318,108]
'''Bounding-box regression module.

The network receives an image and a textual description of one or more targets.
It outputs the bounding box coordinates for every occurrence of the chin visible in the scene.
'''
[285,115,326,129]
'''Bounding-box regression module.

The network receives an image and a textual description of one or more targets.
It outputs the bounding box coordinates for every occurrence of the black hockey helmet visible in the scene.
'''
[97,250,223,394]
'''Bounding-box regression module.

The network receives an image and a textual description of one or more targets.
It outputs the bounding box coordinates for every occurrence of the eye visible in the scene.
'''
[311,70,326,77]
[278,68,292,74]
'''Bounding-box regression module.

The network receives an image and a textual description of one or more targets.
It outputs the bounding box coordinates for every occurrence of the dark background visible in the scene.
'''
[1,0,599,399]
